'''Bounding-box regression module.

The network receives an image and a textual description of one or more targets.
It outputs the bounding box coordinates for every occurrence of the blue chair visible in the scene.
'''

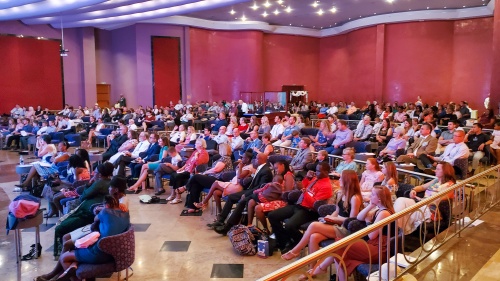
[49,132,64,145]
[65,134,81,147]
[96,128,114,147]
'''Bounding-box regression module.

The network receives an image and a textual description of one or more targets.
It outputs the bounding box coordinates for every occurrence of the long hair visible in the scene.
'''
[276,160,291,176]
[383,161,398,183]
[340,170,362,210]
[372,185,395,213]
[104,195,120,209]
[438,162,456,184]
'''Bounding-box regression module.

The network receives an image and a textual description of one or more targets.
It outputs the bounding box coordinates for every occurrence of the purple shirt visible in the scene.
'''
[332,128,353,146]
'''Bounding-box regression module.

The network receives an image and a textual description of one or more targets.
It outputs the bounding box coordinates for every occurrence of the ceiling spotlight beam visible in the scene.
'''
[48,0,251,28]
[0,0,42,10]
[23,0,199,24]
[0,0,108,21]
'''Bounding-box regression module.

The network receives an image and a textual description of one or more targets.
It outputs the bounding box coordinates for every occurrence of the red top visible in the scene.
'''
[300,177,333,209]
[183,149,209,173]
[238,124,249,132]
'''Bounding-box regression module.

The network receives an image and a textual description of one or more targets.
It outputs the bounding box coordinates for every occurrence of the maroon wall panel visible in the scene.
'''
[451,18,493,110]
[0,36,63,114]
[383,21,454,105]
[319,27,378,105]
[152,37,181,106]
[189,28,264,102]
[263,34,319,95]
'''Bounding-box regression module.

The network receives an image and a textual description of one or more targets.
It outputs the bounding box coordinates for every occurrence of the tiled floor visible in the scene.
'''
[0,149,499,281]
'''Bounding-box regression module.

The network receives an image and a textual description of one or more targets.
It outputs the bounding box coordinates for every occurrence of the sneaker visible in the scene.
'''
[13,187,22,192]
[207,221,224,228]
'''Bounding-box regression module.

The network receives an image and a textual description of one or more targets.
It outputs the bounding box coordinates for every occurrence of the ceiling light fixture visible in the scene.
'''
[312,1,319,8]
[273,9,280,15]
[229,9,236,15]
[262,11,268,17]
[386,0,394,3]
[277,0,284,4]
[285,6,292,13]
[317,9,324,15]
[263,1,271,8]
[241,14,247,21]
[329,6,337,13]
[250,3,258,10]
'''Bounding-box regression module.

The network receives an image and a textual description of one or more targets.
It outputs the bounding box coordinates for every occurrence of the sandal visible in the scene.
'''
[281,250,300,261]
[166,195,176,201]
[170,198,182,204]
[193,202,207,210]
[176,186,187,195]
[187,208,200,213]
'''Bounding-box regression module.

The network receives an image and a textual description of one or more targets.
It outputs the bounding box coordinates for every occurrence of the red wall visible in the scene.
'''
[189,29,264,102]
[451,18,493,108]
[263,34,319,94]
[0,36,63,114]
[319,27,378,104]
[152,37,181,106]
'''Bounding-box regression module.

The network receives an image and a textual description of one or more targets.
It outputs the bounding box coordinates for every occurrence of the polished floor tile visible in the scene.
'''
[160,241,191,252]
[210,264,244,278]
[131,223,151,232]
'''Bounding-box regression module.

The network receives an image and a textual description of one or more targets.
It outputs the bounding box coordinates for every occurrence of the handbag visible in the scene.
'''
[75,231,100,248]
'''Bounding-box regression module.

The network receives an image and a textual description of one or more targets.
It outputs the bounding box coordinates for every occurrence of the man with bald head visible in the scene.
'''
[212,153,273,235]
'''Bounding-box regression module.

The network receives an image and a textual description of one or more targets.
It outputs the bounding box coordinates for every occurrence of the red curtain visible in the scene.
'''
[152,37,181,106]
[0,36,63,114]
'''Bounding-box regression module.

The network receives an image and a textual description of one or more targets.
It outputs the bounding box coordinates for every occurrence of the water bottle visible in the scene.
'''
[19,155,24,165]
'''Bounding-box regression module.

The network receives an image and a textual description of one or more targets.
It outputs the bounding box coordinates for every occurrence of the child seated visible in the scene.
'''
[247,175,287,234]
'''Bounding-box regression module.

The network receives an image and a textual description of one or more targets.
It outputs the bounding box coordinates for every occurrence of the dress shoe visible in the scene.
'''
[154,189,165,196]
[214,224,231,236]
[206,221,224,228]
[43,212,59,218]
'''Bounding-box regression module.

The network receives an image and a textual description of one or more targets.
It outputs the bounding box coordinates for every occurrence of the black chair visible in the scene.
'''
[346,141,371,153]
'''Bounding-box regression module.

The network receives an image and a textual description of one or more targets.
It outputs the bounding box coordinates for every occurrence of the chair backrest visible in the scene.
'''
[98,226,135,272]
[206,139,218,150]
[346,141,371,153]
[99,128,114,136]
[453,158,468,180]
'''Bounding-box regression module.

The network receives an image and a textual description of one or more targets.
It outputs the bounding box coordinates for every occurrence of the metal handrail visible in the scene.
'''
[257,165,500,280]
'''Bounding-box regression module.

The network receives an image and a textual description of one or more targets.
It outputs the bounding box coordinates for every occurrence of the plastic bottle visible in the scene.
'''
[19,155,24,165]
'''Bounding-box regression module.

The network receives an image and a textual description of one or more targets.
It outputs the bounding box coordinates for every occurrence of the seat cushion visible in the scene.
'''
[76,263,114,279]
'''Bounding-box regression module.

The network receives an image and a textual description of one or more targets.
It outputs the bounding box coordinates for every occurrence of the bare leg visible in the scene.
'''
[255,205,268,229]
[283,222,337,259]
[201,181,225,205]
[247,199,257,226]
[213,190,223,214]
[60,251,78,271]
[128,165,149,190]
[20,166,38,187]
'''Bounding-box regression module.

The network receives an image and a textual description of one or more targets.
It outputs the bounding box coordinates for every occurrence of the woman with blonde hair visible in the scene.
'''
[281,170,363,264]
[180,143,234,212]
[258,116,271,134]
[310,120,331,151]
[175,126,197,152]
[226,116,238,136]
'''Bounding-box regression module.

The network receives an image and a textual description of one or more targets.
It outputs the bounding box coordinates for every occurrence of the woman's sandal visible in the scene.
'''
[297,264,327,281]
[187,208,200,213]
[176,186,187,195]
[166,195,176,201]
[170,198,182,204]
[281,251,300,261]
[193,202,207,210]
[56,266,77,281]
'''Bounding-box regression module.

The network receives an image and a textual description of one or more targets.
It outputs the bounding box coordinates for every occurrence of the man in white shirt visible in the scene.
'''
[10,105,24,118]
[418,129,469,175]
[174,100,184,111]
[115,132,151,176]
[230,128,244,151]
[127,119,138,131]
[327,102,338,115]
[239,100,249,114]
[208,102,219,112]
[353,116,373,142]
[270,116,285,142]
[212,126,230,145]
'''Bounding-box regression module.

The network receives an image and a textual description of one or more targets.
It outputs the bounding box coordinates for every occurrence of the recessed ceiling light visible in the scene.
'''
[374,12,377,15]
[241,15,247,21]
[263,1,271,8]
[312,1,319,8]
[386,0,394,3]
[444,7,447,8]
[277,0,284,4]
[273,9,280,15]
[463,5,466,7]
[426,7,429,9]
[285,6,292,13]
[317,9,324,15]
[250,3,259,10]
[262,11,269,17]
[330,6,337,13]
[229,9,236,15]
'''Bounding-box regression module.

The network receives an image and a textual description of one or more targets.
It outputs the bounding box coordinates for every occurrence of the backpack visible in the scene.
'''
[228,225,256,256]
